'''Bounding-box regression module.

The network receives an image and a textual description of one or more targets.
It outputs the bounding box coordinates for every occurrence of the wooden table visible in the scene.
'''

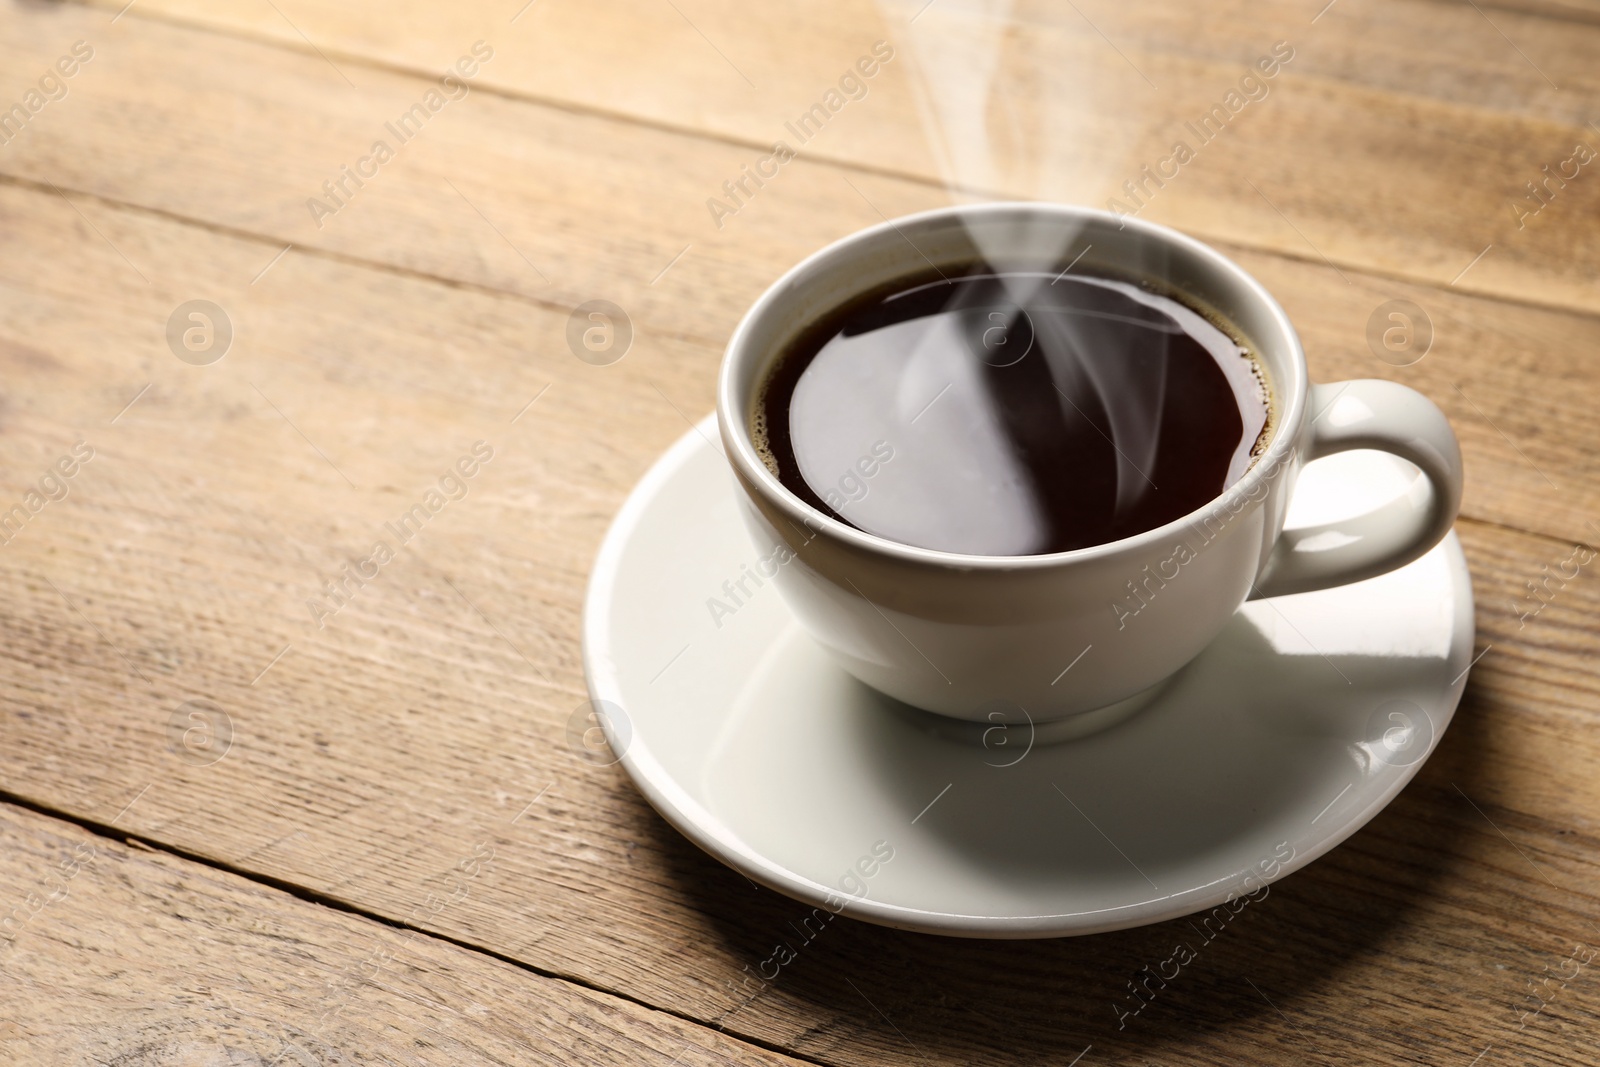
[1,0,1597,1062]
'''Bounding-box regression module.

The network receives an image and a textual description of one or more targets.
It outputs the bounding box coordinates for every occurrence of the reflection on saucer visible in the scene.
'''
[585,417,1473,937]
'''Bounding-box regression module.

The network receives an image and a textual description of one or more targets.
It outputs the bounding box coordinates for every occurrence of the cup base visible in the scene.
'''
[883,678,1172,748]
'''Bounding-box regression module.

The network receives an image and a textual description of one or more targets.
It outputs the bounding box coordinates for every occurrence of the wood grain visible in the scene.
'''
[48,0,1600,314]
[0,800,812,1066]
[0,5,1596,544]
[0,169,1597,1063]
[0,0,1597,1065]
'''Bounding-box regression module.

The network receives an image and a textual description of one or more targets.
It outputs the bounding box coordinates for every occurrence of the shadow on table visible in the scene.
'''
[648,663,1491,1064]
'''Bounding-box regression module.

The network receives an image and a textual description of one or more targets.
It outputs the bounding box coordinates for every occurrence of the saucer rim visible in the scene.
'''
[583,416,1475,938]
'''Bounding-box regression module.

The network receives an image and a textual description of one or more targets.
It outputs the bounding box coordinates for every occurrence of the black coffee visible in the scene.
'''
[752,265,1270,556]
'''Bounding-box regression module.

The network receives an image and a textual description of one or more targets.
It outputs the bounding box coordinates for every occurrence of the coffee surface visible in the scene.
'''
[754,267,1270,556]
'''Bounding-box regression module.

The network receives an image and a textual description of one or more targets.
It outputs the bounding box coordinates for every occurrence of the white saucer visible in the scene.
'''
[582,416,1474,938]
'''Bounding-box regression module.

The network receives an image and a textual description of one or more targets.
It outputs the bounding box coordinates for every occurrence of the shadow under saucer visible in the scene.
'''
[584,416,1474,937]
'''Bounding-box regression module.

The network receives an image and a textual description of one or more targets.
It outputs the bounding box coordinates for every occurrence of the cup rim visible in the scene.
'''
[716,201,1309,571]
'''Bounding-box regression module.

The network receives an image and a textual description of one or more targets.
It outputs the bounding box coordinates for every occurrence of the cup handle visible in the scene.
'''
[1250,379,1463,599]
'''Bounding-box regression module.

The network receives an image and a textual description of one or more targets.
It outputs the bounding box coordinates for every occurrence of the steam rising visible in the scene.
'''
[868,0,1178,526]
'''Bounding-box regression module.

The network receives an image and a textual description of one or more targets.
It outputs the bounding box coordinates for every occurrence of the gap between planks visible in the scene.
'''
[0,164,1592,556]
[36,0,1600,325]
[0,787,844,1067]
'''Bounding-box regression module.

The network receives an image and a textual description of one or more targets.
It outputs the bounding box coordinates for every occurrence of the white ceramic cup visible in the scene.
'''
[716,203,1463,724]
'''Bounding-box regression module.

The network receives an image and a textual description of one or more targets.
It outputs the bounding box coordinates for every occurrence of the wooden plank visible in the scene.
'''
[0,6,1596,543]
[1218,243,1599,546]
[0,168,1591,549]
[43,0,1600,314]
[0,172,1597,1064]
[0,801,811,1066]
